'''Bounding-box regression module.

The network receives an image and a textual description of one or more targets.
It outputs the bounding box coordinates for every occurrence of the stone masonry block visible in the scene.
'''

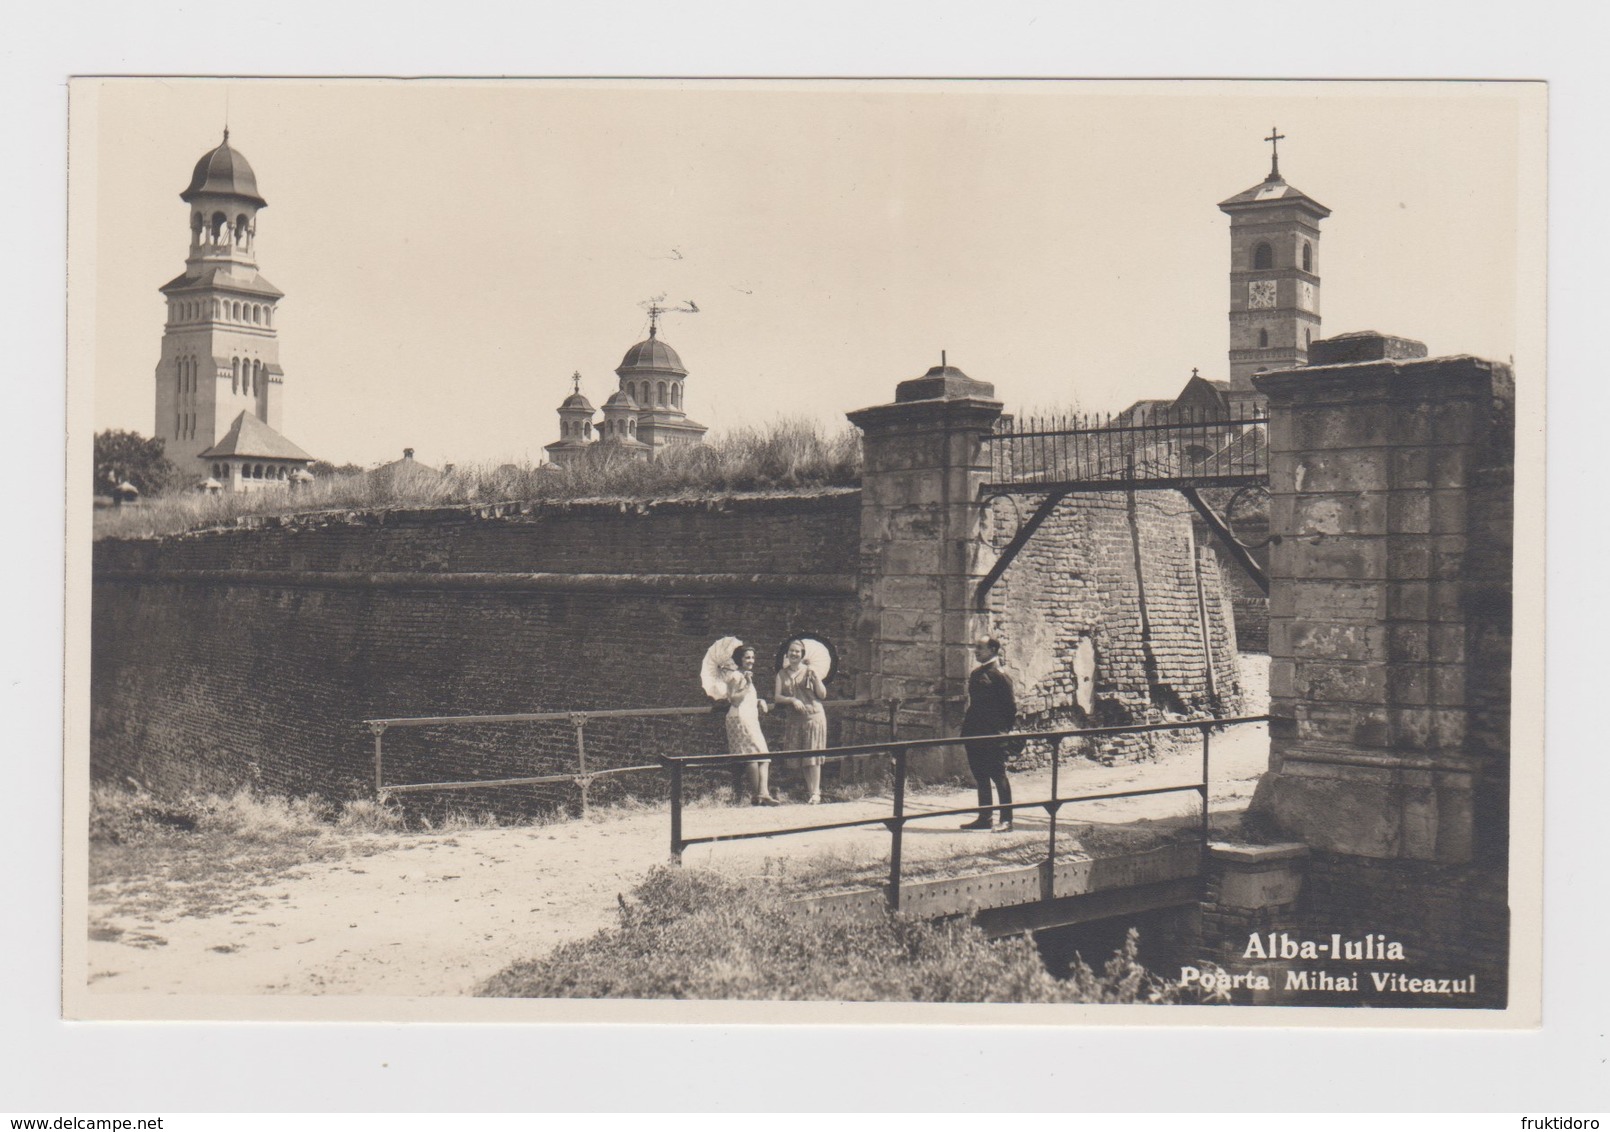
[1387,493,1432,535]
[878,642,944,679]
[1290,621,1387,663]
[878,609,942,643]
[1290,449,1390,494]
[879,575,943,611]
[1286,538,1387,582]
[1291,580,1384,622]
[1430,490,1468,536]
[1429,623,1467,664]
[882,541,945,577]
[1294,494,1386,538]
[1295,660,1388,704]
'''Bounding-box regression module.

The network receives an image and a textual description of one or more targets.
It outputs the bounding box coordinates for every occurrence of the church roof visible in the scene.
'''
[616,332,688,377]
[181,133,268,207]
[560,391,595,411]
[603,390,640,410]
[1218,175,1330,217]
[159,266,284,299]
[200,411,313,461]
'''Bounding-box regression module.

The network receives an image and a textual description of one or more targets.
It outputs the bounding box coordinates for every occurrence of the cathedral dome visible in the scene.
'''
[616,332,687,377]
[560,391,594,411]
[181,132,268,207]
[604,390,640,410]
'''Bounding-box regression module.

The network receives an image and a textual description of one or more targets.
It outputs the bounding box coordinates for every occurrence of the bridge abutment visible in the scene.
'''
[1251,338,1513,865]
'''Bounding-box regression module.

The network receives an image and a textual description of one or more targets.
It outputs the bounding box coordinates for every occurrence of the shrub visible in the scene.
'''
[93,417,863,540]
[478,866,1183,1003]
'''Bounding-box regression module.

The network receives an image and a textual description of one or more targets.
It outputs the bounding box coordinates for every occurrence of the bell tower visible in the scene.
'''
[154,129,287,477]
[1218,128,1331,391]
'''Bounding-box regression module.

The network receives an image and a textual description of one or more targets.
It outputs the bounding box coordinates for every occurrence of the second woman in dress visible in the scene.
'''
[724,645,779,805]
[774,638,829,804]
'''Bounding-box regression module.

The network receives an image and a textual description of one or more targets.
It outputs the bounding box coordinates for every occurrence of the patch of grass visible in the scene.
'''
[478,866,1183,1003]
[88,786,418,922]
[93,418,862,540]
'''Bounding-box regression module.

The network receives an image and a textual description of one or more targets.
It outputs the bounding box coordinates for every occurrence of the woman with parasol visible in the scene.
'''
[774,636,833,805]
[702,636,780,806]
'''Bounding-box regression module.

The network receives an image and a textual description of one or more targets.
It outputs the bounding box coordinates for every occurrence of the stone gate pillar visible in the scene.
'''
[1250,333,1514,863]
[846,364,1003,769]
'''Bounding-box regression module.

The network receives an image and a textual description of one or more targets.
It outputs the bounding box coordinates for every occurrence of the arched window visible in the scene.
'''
[1302,241,1313,272]
[233,301,242,320]
[252,359,261,395]
[584,421,592,438]
[231,358,240,394]
[255,464,265,479]
[192,213,203,242]
[212,299,220,319]
[210,212,226,242]
[628,419,636,436]
[1252,242,1273,270]
[176,361,183,394]
[656,381,667,406]
[213,464,222,480]
[235,215,249,246]
[265,307,272,327]
[1305,329,1313,348]
[1258,329,1269,348]
[672,383,682,408]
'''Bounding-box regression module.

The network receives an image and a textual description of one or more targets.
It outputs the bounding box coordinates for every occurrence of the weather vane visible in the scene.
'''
[640,295,700,337]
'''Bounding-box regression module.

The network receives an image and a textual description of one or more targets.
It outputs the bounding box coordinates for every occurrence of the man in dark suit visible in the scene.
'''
[960,636,1017,832]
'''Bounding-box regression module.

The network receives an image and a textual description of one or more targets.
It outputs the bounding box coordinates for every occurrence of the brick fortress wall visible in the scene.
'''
[92,492,863,809]
[985,490,1244,765]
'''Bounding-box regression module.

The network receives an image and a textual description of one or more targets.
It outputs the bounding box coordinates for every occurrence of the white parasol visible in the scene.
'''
[775,634,836,683]
[701,636,744,699]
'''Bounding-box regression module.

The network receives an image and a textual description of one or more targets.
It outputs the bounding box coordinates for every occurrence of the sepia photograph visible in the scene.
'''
[63,77,1544,1026]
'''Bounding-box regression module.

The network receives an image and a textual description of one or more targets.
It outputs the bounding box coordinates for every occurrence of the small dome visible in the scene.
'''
[560,392,595,411]
[604,390,640,410]
[181,131,267,207]
[616,332,687,376]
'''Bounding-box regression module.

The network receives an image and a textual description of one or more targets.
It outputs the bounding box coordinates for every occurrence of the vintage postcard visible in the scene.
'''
[64,77,1545,1025]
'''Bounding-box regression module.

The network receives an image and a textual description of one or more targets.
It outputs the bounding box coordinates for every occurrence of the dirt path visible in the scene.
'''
[88,667,1270,997]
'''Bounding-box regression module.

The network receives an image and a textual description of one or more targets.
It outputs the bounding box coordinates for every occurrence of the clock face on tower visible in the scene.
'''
[1248,279,1277,309]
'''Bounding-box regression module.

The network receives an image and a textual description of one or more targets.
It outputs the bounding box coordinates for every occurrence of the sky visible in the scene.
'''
[80,79,1537,469]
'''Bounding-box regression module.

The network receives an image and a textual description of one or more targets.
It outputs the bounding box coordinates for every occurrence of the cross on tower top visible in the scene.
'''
[571,370,581,395]
[1264,126,1286,182]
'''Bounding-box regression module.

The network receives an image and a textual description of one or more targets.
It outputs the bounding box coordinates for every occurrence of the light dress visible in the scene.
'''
[779,666,828,766]
[723,671,769,758]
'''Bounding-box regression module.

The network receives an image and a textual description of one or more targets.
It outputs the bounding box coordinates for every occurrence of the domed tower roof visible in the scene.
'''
[560,391,595,412]
[181,130,268,208]
[603,390,640,411]
[616,330,687,377]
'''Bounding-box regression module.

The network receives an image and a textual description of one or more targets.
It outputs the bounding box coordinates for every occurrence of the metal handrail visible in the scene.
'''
[659,714,1270,910]
[363,694,951,813]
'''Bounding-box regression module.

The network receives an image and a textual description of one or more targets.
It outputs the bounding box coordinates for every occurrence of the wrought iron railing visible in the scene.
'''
[660,715,1270,910]
[365,696,933,815]
[986,408,1269,491]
